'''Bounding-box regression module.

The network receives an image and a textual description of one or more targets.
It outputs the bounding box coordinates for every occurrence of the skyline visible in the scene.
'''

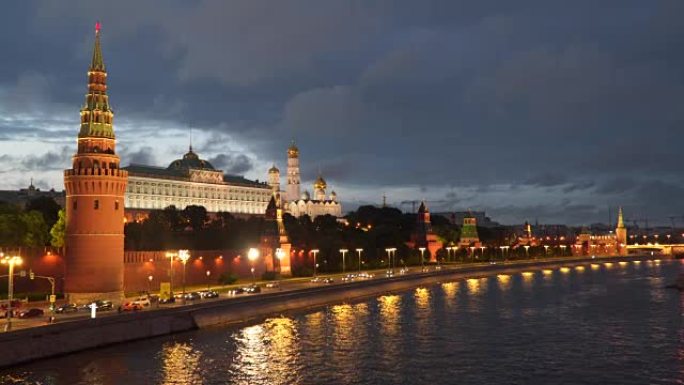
[1,1,683,225]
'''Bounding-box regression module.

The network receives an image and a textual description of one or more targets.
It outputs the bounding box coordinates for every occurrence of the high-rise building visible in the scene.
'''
[63,23,128,304]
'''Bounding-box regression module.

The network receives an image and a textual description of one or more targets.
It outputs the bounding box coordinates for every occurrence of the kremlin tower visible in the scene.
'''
[408,201,442,262]
[286,141,301,202]
[63,23,128,303]
[616,206,627,255]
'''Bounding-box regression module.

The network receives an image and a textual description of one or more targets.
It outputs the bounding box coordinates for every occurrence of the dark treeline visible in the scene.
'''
[0,197,62,248]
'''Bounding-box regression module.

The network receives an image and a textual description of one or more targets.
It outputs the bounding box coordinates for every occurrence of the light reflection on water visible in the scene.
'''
[2,260,681,385]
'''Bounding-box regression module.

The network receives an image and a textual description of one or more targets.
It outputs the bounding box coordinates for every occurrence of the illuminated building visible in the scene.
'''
[407,201,442,262]
[458,213,482,248]
[574,206,628,256]
[63,24,128,303]
[272,142,342,219]
[122,146,271,221]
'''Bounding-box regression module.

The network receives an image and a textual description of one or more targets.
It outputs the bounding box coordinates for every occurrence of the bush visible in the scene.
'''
[261,271,277,281]
[218,272,238,285]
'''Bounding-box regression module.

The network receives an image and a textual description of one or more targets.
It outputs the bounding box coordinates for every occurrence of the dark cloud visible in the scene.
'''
[0,1,682,224]
[209,154,253,175]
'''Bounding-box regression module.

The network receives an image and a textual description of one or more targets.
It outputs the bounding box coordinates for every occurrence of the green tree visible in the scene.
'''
[21,210,49,246]
[50,209,67,248]
[26,197,61,229]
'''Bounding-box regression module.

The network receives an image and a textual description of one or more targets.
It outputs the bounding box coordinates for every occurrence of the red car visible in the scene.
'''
[122,302,143,311]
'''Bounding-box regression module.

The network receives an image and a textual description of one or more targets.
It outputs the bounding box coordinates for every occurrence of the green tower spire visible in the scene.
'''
[79,22,115,139]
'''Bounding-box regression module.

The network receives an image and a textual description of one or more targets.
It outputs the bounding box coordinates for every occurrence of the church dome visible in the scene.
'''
[314,175,327,190]
[301,190,310,200]
[268,164,280,174]
[287,141,299,158]
[168,146,215,170]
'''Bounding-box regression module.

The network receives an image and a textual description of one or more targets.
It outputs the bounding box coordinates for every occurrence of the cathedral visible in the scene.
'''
[268,142,342,219]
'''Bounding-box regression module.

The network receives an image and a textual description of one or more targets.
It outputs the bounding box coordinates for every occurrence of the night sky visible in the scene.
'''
[1,1,682,225]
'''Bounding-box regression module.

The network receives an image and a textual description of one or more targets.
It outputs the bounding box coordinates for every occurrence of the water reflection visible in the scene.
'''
[497,274,511,290]
[442,282,458,301]
[414,287,431,310]
[378,295,401,335]
[162,342,202,385]
[591,263,601,271]
[467,278,482,294]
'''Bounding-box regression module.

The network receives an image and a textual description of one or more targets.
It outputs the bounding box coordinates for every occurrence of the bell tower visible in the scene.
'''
[286,141,301,202]
[63,23,128,304]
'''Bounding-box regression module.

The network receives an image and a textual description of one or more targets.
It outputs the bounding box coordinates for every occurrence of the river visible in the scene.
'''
[1,259,681,385]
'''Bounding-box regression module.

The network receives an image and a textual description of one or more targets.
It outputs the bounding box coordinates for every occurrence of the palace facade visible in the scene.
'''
[122,147,271,221]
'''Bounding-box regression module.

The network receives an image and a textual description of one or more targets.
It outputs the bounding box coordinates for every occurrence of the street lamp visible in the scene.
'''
[355,248,363,274]
[385,248,392,272]
[339,249,348,274]
[178,250,190,303]
[543,245,549,257]
[165,251,178,297]
[147,275,153,294]
[1,254,22,331]
[205,270,211,291]
[311,249,320,277]
[418,247,426,271]
[248,248,260,285]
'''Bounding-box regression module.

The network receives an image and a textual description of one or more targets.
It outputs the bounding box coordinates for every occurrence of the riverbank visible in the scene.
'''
[0,254,664,368]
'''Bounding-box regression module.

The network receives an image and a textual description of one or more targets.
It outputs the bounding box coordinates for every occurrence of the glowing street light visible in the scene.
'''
[418,247,426,271]
[248,248,260,284]
[1,254,22,331]
[311,249,320,277]
[339,249,349,274]
[147,275,153,294]
[165,251,178,297]
[205,270,211,291]
[275,248,285,287]
[178,250,190,303]
[355,248,363,274]
[543,245,550,257]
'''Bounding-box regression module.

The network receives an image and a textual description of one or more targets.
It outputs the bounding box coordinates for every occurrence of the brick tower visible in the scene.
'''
[408,201,442,262]
[615,206,627,255]
[63,23,128,304]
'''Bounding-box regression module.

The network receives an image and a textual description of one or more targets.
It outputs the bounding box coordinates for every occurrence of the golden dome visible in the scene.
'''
[268,164,279,174]
[314,175,327,190]
[287,141,299,158]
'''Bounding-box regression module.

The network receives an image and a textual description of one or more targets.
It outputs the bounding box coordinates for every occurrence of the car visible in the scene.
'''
[399,268,409,275]
[184,292,201,301]
[227,288,245,296]
[132,297,151,307]
[199,290,219,298]
[18,308,44,318]
[358,272,375,279]
[310,277,321,283]
[174,293,185,300]
[122,302,143,311]
[55,303,78,314]
[243,285,261,294]
[81,300,113,312]
[265,282,280,289]
[158,296,176,304]
[322,278,334,284]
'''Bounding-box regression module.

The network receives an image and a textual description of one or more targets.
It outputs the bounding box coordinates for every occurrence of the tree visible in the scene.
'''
[182,205,208,232]
[26,197,61,229]
[50,209,66,248]
[21,210,49,246]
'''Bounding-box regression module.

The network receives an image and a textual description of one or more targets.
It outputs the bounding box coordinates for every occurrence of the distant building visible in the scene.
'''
[0,181,65,208]
[513,221,539,248]
[574,207,628,256]
[458,213,482,248]
[269,142,342,220]
[438,211,500,228]
[407,201,442,262]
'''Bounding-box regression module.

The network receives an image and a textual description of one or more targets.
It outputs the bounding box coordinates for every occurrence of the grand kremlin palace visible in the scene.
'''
[122,147,272,221]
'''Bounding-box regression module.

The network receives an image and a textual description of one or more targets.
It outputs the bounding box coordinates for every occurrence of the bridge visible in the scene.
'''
[626,244,684,256]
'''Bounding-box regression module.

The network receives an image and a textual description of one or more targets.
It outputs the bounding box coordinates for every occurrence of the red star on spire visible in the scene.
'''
[95,21,101,34]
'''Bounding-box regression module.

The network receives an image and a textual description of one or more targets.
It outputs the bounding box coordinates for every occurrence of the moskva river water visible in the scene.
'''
[2,259,682,385]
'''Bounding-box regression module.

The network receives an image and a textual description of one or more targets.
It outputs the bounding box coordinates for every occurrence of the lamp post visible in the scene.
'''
[248,247,260,285]
[543,245,549,257]
[147,275,153,295]
[275,248,285,288]
[418,247,426,271]
[178,250,190,303]
[1,254,22,332]
[165,251,177,297]
[311,249,320,277]
[339,249,348,274]
[355,248,363,274]
[206,270,211,291]
[385,248,392,273]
